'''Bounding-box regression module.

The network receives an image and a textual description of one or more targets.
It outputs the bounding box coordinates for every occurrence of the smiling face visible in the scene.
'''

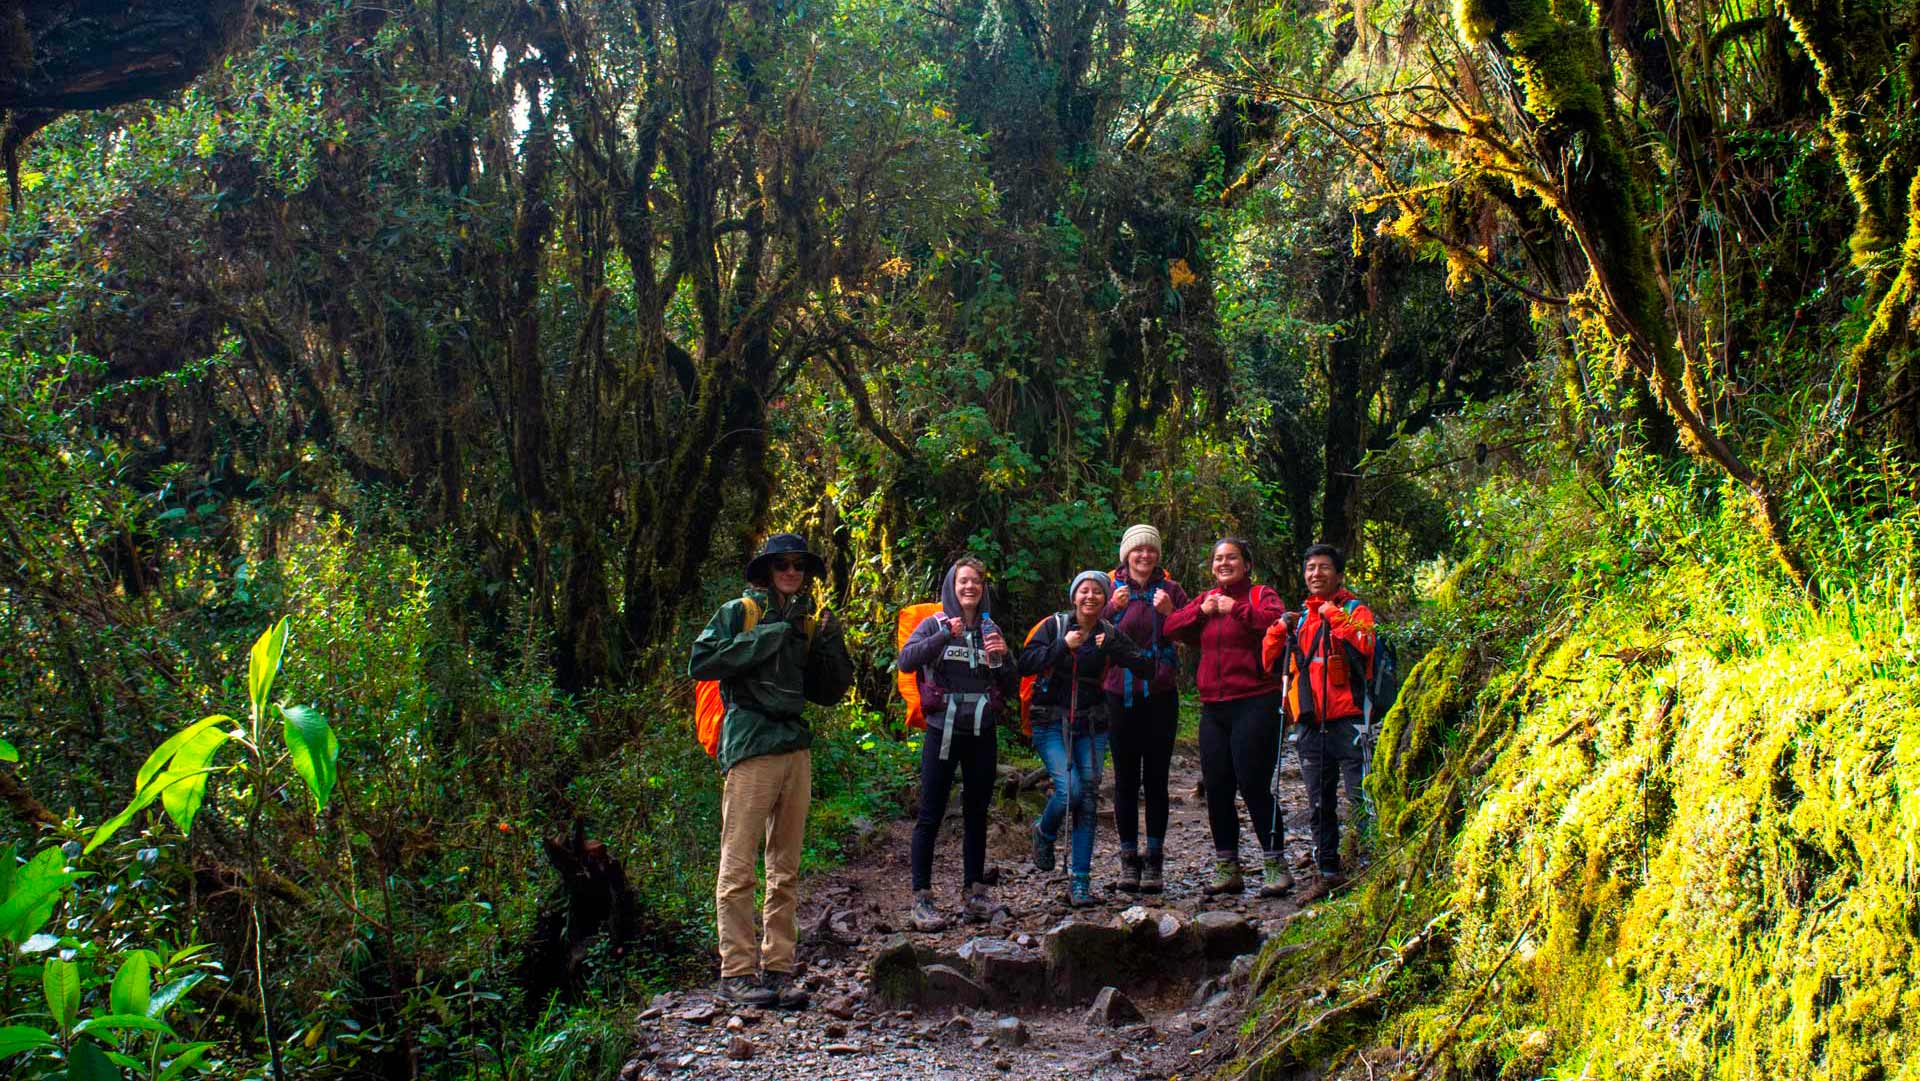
[1125,544,1160,583]
[1303,553,1342,599]
[953,564,985,613]
[1073,578,1108,619]
[769,556,808,598]
[1210,542,1249,586]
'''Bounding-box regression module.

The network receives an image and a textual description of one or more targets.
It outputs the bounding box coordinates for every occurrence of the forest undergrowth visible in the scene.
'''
[1230,450,1920,1080]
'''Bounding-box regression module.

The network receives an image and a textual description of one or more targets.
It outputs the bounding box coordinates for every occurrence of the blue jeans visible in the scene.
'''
[1031,723,1108,876]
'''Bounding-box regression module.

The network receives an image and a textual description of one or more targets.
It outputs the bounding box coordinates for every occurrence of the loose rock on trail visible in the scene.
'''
[625,741,1330,1079]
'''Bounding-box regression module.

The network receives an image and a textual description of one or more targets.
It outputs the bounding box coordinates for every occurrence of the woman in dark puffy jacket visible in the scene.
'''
[1019,570,1153,906]
[897,557,1017,931]
[1163,537,1290,897]
[1103,524,1189,894]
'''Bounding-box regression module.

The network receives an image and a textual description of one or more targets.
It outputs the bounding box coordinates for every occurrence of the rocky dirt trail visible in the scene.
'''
[624,739,1336,1080]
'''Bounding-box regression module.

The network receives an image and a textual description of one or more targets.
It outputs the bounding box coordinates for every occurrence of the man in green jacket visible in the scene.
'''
[688,533,851,1008]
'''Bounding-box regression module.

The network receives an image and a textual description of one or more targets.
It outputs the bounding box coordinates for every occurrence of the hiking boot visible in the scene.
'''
[1202,859,1243,895]
[718,975,777,1007]
[963,885,1005,924]
[1140,850,1165,894]
[1259,857,1294,898]
[1068,873,1098,907]
[909,891,948,932]
[762,971,810,1011]
[1030,828,1056,873]
[1117,853,1143,894]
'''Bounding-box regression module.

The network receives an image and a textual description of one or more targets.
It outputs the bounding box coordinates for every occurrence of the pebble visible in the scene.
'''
[1076,1047,1121,1069]
[725,1035,753,1061]
[824,1022,847,1038]
[822,995,858,1020]
[992,1016,1029,1048]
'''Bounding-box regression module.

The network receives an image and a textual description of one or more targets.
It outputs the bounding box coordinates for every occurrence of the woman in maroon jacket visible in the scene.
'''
[1163,537,1291,896]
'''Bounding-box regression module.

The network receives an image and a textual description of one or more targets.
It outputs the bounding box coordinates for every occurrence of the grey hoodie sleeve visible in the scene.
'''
[897,615,950,674]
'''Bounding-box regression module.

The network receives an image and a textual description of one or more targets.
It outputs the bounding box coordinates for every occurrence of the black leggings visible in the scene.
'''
[1106,692,1178,850]
[909,724,997,891]
[1197,693,1286,858]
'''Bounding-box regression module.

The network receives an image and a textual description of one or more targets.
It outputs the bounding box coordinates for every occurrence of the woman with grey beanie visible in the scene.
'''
[1018,570,1154,906]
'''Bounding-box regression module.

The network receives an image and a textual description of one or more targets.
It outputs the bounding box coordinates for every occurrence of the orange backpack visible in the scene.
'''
[694,597,816,757]
[894,602,944,728]
[1017,614,1069,736]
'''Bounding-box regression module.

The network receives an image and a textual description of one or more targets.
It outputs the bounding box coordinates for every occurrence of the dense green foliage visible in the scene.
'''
[2,0,1916,1076]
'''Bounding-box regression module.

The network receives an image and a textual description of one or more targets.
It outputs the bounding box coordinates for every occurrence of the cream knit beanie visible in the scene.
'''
[1118,523,1163,564]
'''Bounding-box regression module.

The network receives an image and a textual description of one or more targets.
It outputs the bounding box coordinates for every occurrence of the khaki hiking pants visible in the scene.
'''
[716,748,811,978]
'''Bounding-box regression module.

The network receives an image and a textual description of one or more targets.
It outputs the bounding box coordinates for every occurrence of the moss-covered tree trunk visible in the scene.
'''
[1456,0,1817,598]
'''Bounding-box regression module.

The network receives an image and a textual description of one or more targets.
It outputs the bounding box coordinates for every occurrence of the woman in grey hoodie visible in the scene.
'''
[897,557,1019,930]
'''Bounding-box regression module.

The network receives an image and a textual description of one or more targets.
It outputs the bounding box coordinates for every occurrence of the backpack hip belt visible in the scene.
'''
[936,690,994,760]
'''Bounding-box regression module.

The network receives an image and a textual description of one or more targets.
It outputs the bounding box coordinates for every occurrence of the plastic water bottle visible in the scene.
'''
[980,614,1004,667]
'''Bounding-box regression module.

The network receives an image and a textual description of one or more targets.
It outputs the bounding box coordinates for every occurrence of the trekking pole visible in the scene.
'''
[1269,615,1293,856]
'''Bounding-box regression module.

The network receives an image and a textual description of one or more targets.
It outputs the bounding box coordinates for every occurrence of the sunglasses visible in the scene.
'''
[769,558,808,572]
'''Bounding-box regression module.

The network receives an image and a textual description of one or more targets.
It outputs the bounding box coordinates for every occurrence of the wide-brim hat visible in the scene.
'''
[745,533,828,583]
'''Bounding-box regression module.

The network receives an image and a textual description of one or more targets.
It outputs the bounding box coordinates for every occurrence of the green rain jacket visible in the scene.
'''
[688,587,847,772]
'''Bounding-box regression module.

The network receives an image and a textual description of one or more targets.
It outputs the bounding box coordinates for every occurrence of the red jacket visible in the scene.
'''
[1262,589,1376,723]
[1162,579,1286,703]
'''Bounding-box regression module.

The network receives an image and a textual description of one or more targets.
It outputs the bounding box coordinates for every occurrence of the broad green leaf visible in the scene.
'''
[109,954,150,1017]
[158,726,232,835]
[0,1024,56,1058]
[165,943,213,967]
[147,973,204,1020]
[248,618,291,721]
[0,849,82,942]
[65,1037,120,1081]
[278,704,338,812]
[75,1014,175,1038]
[0,738,16,762]
[134,716,234,793]
[155,1042,213,1081]
[85,768,220,854]
[44,957,79,1034]
[0,841,15,901]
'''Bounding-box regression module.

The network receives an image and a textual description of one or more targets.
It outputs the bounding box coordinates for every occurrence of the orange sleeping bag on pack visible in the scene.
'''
[1016,615,1062,736]
[694,597,763,757]
[895,602,943,728]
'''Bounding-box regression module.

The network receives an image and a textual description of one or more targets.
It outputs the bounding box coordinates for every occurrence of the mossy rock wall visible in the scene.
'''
[1370,642,1479,837]
[1237,504,1920,1081]
[1409,601,1920,1079]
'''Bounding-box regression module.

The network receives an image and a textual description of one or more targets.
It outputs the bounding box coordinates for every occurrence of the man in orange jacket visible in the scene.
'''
[1261,543,1376,888]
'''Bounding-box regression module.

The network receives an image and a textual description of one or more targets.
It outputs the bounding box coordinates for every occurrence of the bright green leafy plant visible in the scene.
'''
[0,843,215,1079]
[82,617,337,1081]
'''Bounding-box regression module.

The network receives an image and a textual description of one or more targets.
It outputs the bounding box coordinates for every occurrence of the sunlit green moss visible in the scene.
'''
[1235,467,1920,1081]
